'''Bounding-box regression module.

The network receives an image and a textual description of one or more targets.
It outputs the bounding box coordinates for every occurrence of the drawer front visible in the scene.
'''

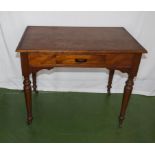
[56,55,106,66]
[28,53,56,67]
[28,52,134,68]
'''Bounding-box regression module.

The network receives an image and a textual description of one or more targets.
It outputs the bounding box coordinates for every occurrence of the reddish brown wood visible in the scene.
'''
[28,52,135,68]
[105,54,134,67]
[16,26,147,126]
[32,72,38,93]
[119,75,134,127]
[107,70,115,95]
[56,54,106,66]
[29,52,56,67]
[16,26,147,53]
[20,53,33,124]
[119,54,142,127]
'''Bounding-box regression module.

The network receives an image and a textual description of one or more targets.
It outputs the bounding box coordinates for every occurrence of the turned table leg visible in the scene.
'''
[119,75,134,127]
[32,72,38,93]
[107,69,114,95]
[20,53,33,124]
[23,75,33,124]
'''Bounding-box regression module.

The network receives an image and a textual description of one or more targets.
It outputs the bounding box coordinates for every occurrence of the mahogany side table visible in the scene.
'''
[16,26,147,127]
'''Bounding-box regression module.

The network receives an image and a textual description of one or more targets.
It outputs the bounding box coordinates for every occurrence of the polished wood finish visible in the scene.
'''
[107,70,115,95]
[119,54,142,127]
[29,53,55,67]
[56,54,106,66]
[32,72,38,93]
[20,53,33,124]
[16,26,147,126]
[16,26,146,53]
[119,75,134,127]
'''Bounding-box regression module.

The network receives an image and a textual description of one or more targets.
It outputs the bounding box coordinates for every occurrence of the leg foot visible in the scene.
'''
[119,116,124,128]
[27,116,33,125]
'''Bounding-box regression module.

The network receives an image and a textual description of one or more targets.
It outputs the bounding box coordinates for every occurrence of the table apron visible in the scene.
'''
[28,52,136,71]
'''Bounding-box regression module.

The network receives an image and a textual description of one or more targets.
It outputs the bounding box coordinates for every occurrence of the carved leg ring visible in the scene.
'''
[23,76,33,124]
[107,69,114,95]
[32,72,38,93]
[119,75,134,127]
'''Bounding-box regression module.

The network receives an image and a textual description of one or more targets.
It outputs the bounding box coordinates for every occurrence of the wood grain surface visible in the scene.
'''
[16,26,147,53]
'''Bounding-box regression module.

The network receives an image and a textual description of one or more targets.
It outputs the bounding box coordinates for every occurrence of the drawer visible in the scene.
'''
[56,55,106,66]
[28,52,134,68]
[28,53,56,67]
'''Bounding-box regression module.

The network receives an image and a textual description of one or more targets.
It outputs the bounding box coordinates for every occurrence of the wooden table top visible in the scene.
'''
[16,26,147,53]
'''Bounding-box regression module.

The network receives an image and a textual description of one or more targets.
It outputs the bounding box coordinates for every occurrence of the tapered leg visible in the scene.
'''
[23,76,33,124]
[107,69,114,95]
[32,72,38,93]
[119,75,134,127]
